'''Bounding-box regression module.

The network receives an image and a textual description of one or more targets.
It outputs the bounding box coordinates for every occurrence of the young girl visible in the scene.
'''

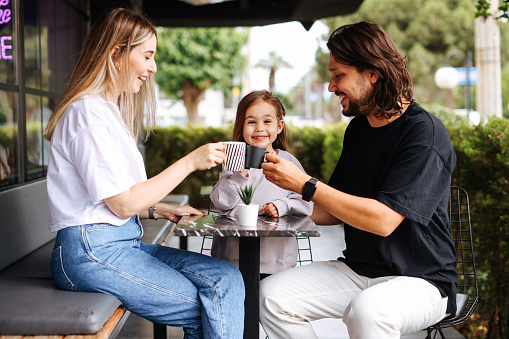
[44,8,244,338]
[210,90,313,275]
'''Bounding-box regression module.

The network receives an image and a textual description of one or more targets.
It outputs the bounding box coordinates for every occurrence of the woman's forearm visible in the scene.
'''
[104,156,195,219]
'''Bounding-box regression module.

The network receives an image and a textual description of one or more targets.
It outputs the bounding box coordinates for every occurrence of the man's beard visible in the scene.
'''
[340,76,376,118]
[342,95,374,117]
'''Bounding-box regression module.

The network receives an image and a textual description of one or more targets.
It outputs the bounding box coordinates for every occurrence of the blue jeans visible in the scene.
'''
[52,216,245,339]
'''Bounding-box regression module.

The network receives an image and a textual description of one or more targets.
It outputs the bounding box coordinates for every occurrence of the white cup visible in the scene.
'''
[223,141,246,172]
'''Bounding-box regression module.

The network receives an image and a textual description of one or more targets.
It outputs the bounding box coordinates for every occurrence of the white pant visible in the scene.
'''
[259,260,448,339]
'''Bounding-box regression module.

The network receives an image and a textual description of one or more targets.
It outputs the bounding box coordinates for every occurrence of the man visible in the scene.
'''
[260,22,458,339]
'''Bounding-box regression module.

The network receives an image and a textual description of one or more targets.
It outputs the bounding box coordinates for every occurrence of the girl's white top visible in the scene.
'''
[47,94,146,232]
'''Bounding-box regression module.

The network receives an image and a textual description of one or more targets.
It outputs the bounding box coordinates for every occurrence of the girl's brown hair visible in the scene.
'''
[327,21,414,119]
[44,8,157,141]
[232,90,289,151]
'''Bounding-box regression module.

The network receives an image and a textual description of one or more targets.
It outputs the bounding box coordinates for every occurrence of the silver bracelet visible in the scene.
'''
[148,205,158,220]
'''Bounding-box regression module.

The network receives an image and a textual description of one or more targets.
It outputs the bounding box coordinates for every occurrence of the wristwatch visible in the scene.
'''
[302,177,318,202]
[148,205,158,220]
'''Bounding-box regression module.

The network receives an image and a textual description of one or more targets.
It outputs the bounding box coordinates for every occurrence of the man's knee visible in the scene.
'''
[344,292,382,326]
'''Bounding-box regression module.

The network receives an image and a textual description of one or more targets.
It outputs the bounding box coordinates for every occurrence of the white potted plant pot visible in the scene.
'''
[237,203,259,227]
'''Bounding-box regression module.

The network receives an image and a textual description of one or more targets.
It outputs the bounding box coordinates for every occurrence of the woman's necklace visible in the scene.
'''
[98,92,134,139]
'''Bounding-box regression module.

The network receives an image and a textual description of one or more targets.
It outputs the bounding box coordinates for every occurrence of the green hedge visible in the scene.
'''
[144,113,509,338]
[447,118,509,339]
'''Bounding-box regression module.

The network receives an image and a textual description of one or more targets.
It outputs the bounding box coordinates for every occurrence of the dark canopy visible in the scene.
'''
[92,0,363,30]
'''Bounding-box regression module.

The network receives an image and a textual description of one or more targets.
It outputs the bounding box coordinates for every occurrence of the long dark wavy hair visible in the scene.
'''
[232,90,289,151]
[327,21,414,119]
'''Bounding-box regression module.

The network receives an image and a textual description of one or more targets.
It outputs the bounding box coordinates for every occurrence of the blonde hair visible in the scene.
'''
[44,8,157,141]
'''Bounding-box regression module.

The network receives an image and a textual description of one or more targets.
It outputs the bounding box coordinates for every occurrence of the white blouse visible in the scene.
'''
[47,94,146,232]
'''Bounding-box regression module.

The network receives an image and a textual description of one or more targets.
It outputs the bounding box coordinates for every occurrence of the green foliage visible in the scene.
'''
[287,125,327,181]
[155,27,249,100]
[0,124,16,148]
[475,0,509,20]
[321,122,348,180]
[447,118,509,339]
[503,65,509,118]
[237,184,256,205]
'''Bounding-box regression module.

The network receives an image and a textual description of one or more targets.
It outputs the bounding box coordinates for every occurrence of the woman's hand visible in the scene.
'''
[154,203,204,223]
[262,203,279,217]
[185,142,225,171]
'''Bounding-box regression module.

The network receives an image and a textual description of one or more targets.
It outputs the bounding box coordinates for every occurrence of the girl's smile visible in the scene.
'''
[243,102,284,153]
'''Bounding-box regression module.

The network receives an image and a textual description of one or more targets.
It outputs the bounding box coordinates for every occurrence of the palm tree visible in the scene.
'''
[255,51,292,92]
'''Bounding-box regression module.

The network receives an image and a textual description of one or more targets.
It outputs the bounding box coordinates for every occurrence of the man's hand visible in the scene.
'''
[262,152,310,193]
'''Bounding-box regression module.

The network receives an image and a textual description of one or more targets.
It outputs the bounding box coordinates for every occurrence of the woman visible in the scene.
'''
[44,8,244,338]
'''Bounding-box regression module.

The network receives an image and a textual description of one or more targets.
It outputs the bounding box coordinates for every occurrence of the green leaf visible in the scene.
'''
[237,184,256,205]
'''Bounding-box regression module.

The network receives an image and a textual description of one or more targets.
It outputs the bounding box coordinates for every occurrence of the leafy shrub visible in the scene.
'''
[321,122,347,181]
[287,125,327,181]
[450,118,509,339]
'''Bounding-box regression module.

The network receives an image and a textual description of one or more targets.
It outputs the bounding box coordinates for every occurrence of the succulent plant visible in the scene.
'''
[236,184,256,205]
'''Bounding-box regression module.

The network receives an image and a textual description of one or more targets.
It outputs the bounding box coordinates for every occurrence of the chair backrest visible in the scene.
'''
[444,186,479,326]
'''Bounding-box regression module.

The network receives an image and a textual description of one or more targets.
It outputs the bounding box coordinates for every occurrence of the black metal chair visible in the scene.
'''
[199,185,216,255]
[425,186,479,339]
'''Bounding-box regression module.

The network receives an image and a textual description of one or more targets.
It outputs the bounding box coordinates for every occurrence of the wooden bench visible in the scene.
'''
[0,180,187,339]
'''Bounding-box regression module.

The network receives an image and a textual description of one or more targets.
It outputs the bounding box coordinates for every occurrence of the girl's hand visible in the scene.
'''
[262,203,279,218]
[155,203,204,223]
[186,142,225,171]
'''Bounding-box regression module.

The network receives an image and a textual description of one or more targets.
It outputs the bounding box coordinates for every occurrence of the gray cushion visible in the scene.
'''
[0,180,54,271]
[0,240,122,335]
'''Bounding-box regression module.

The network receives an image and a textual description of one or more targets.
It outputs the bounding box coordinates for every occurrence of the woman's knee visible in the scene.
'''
[218,260,245,294]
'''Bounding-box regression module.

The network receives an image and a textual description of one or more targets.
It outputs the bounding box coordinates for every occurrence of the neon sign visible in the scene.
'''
[0,0,12,60]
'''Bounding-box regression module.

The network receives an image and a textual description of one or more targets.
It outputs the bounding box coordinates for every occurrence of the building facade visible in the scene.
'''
[0,0,89,189]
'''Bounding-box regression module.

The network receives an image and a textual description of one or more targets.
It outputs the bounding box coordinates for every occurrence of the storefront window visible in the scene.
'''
[40,0,55,93]
[0,91,18,187]
[0,0,15,84]
[26,94,51,180]
[0,0,88,190]
[25,2,41,89]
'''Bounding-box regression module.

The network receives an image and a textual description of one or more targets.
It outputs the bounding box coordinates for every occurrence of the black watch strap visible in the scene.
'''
[302,177,318,202]
[148,205,158,220]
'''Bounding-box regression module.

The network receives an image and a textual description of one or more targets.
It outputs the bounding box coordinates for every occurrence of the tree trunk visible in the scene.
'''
[269,67,276,92]
[182,80,205,125]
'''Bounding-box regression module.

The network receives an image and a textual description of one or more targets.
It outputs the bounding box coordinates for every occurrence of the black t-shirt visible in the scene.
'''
[329,102,458,314]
